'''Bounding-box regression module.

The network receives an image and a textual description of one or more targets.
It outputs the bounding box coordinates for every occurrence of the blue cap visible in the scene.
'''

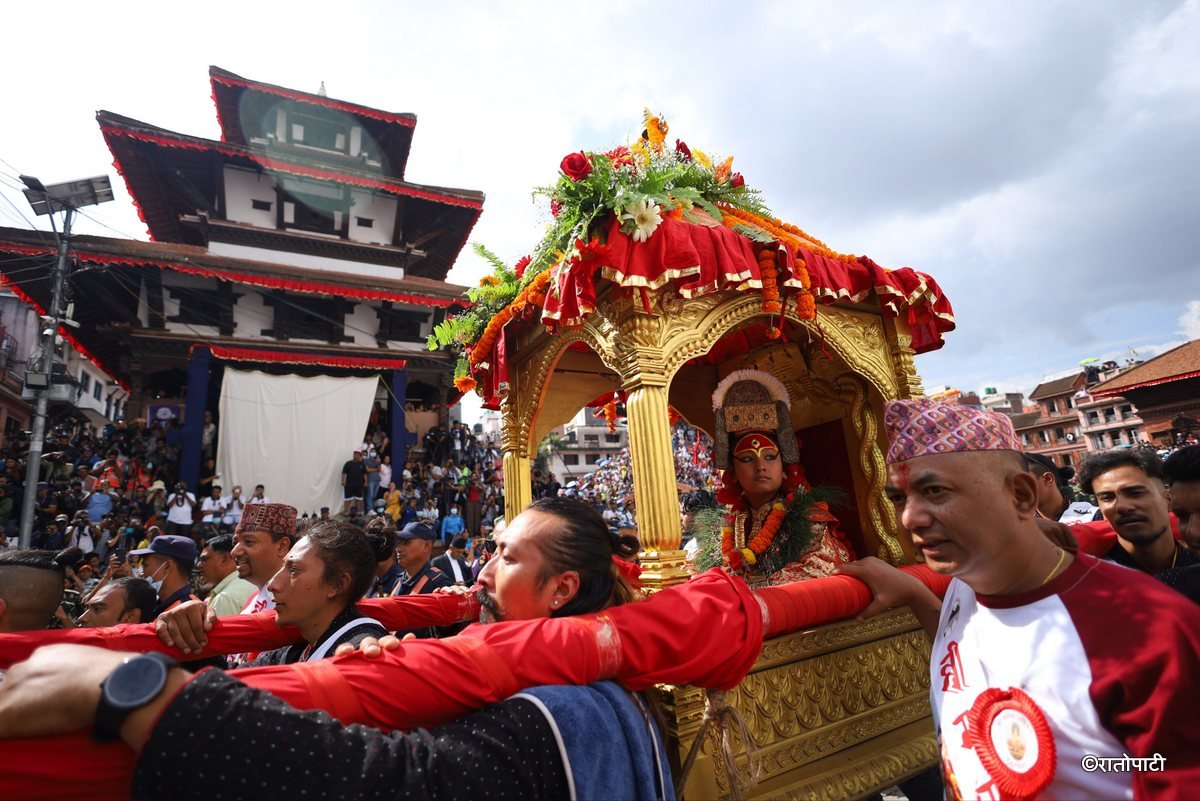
[130,534,197,563]
[397,521,435,541]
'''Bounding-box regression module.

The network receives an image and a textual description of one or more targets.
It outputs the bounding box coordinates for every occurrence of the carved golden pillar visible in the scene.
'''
[882,315,925,399]
[624,379,688,588]
[502,451,532,523]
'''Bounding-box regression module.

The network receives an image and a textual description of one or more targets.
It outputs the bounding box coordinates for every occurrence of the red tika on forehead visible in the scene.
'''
[884,398,1022,464]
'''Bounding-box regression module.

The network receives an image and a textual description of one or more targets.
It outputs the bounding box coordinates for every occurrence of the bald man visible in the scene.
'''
[0,550,65,632]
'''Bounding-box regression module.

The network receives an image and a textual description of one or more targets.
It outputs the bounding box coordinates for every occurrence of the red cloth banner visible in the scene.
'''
[201,344,408,372]
[100,124,481,211]
[0,241,460,310]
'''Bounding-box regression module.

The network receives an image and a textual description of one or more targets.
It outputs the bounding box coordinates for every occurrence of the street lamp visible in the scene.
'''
[16,174,113,548]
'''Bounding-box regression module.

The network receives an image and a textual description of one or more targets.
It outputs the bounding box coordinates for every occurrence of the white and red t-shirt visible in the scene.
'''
[931,552,1200,800]
[240,584,274,615]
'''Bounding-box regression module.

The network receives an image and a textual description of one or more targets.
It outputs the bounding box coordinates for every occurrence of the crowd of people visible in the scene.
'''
[0,397,1198,799]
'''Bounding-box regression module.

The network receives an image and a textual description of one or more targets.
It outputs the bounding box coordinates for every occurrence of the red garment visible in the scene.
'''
[1,569,955,800]
[0,592,475,670]
[1,570,761,800]
[932,554,1200,798]
[1070,513,1182,557]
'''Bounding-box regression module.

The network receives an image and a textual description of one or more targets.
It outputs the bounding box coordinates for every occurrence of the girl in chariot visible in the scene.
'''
[700,369,855,587]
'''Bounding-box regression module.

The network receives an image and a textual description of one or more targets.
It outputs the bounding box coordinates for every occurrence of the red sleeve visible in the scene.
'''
[1061,556,1200,798]
[234,568,764,729]
[0,593,477,669]
[0,571,761,800]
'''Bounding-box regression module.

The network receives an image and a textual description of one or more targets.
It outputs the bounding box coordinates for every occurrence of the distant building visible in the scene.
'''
[1013,373,1088,468]
[1090,341,1200,446]
[0,66,482,485]
[551,407,628,480]
[978,387,1026,416]
[1073,360,1146,451]
[0,291,129,437]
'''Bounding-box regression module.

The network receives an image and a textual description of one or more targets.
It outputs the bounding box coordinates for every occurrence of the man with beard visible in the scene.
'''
[839,399,1200,799]
[1078,449,1199,602]
[0,498,708,801]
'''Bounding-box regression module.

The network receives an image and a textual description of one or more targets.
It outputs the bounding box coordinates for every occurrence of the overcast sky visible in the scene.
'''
[1,1,1196,417]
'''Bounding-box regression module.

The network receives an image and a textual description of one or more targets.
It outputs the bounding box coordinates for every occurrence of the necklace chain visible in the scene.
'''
[1041,548,1068,586]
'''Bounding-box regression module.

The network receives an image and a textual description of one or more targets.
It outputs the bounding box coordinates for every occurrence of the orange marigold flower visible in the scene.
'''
[479,275,500,287]
[714,156,734,184]
[643,109,668,152]
[454,375,477,392]
[797,293,817,319]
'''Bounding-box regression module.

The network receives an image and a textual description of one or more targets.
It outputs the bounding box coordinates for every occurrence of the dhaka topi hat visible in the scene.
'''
[236,502,297,539]
[884,398,1022,464]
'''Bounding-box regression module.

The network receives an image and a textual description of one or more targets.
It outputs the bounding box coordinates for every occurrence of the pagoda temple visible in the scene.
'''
[0,66,483,490]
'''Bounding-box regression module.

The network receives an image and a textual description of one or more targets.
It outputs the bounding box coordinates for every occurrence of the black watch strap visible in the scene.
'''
[93,652,178,743]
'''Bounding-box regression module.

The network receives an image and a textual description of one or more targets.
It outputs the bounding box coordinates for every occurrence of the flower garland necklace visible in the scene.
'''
[720,466,804,571]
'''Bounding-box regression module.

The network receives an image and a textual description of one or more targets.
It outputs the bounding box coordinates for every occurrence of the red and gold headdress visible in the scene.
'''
[711,369,798,470]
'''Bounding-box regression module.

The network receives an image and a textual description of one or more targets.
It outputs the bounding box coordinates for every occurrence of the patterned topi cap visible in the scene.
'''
[236,502,298,539]
[884,398,1022,464]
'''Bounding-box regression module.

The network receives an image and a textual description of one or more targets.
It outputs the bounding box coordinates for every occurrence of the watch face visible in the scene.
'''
[107,655,170,709]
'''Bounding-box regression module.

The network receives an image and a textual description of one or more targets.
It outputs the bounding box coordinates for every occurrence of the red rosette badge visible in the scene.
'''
[967,687,1056,800]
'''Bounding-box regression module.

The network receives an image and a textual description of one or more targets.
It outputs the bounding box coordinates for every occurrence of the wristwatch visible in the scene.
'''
[92,652,178,743]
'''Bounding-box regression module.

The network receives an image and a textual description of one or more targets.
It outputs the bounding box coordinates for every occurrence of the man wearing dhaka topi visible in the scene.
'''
[839,398,1200,799]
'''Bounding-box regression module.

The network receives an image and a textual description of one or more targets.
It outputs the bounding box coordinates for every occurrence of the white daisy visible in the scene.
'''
[622,197,663,243]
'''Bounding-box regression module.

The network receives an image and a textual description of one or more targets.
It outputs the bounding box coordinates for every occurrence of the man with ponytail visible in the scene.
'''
[0,498,680,801]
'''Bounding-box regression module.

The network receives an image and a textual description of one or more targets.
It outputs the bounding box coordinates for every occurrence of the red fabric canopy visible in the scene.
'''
[801,247,956,354]
[536,216,954,353]
[202,344,408,371]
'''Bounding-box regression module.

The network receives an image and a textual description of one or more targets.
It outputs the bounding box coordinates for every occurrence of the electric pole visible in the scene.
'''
[16,175,112,548]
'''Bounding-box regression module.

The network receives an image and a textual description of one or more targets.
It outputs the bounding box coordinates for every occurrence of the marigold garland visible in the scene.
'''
[719,204,859,267]
[468,269,552,370]
[602,398,618,433]
[722,501,787,569]
[718,462,810,571]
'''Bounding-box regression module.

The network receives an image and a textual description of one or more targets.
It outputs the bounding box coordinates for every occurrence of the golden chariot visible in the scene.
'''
[436,118,956,799]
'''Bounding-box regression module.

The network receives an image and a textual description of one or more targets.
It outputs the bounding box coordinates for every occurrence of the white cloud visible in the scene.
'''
[0,0,1196,427]
[1181,300,1200,339]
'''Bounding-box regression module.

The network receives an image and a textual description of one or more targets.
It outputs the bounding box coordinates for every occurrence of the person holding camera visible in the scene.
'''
[65,511,98,555]
[222,486,245,528]
[164,483,197,541]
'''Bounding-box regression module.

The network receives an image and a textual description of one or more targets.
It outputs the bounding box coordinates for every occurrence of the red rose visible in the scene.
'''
[514,255,531,280]
[675,139,692,161]
[560,151,593,182]
[730,172,745,188]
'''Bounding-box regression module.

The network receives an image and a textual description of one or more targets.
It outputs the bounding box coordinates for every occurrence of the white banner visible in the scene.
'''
[217,369,378,517]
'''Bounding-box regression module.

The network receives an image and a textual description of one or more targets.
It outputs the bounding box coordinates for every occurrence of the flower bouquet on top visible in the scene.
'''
[429,110,817,397]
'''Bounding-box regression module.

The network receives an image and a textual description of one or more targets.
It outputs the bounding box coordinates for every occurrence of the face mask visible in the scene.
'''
[137,562,167,593]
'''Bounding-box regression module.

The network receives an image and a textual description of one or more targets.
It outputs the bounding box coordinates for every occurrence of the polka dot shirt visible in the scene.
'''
[132,670,569,801]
